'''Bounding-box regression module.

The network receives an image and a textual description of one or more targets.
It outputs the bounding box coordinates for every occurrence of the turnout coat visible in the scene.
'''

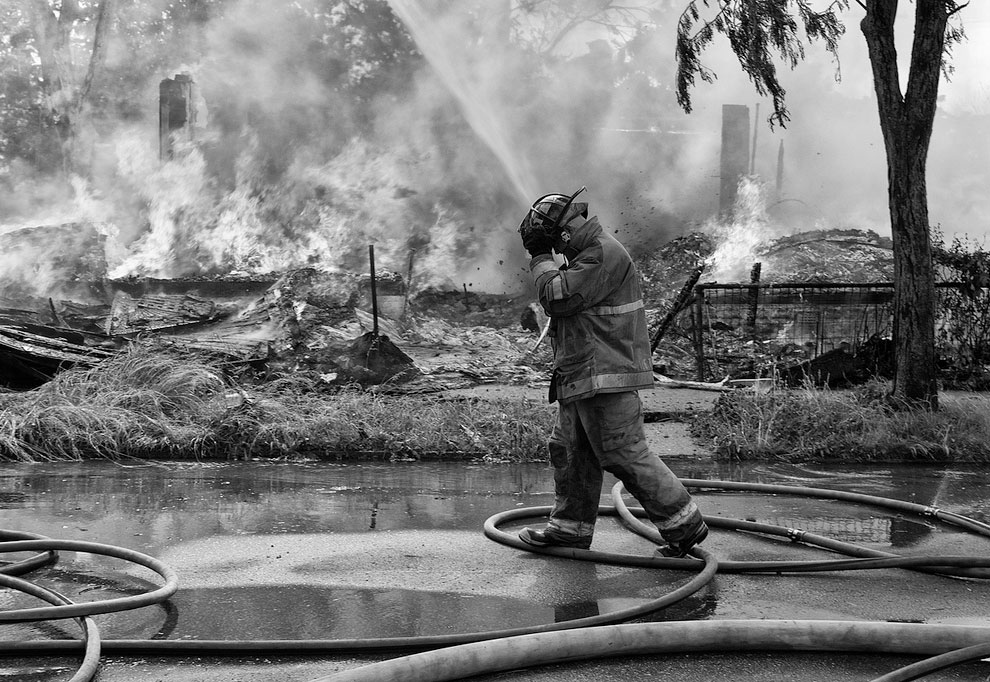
[529,216,654,404]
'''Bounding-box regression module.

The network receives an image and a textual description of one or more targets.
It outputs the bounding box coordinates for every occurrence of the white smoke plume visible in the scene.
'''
[2,0,988,298]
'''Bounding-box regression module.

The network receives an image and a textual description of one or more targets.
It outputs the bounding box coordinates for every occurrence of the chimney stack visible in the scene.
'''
[719,104,750,217]
[159,73,196,160]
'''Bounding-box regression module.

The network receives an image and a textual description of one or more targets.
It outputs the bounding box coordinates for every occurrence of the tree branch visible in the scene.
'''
[904,0,948,126]
[77,0,113,110]
[947,2,969,17]
[514,0,654,56]
[679,0,734,43]
[675,0,731,115]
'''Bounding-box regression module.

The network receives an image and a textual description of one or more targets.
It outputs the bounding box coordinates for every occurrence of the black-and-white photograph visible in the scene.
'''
[1,2,989,680]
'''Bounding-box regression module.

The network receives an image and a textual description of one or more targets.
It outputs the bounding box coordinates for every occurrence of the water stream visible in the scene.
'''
[387,0,537,203]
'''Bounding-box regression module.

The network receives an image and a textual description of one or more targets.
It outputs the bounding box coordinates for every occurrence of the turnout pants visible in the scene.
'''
[546,390,702,544]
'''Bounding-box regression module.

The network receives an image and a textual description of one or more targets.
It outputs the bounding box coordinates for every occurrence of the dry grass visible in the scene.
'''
[0,347,229,461]
[692,380,990,462]
[9,345,985,464]
[0,344,555,463]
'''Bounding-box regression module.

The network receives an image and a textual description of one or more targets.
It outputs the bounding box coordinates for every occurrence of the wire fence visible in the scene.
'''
[688,282,986,382]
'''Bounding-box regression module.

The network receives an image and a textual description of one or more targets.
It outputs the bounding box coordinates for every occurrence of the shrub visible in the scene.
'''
[691,380,990,462]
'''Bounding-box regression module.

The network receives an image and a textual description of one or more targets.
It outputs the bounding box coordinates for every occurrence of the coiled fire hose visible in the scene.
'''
[4,480,990,682]
[0,528,178,682]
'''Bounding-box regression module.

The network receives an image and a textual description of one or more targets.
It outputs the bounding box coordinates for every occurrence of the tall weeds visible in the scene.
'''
[0,345,554,462]
[0,347,230,461]
[692,380,990,462]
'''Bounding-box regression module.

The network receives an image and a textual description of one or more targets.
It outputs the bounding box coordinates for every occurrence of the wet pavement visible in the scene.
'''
[2,453,990,681]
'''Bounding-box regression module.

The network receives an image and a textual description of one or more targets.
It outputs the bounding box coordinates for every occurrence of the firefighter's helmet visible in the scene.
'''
[518,187,588,242]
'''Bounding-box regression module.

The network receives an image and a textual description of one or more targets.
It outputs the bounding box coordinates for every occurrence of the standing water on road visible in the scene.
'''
[2,459,990,644]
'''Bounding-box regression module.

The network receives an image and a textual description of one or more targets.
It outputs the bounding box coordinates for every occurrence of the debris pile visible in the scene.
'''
[0,222,914,392]
[776,335,895,388]
[758,229,894,283]
[0,259,551,391]
[635,228,899,386]
[0,222,108,305]
[0,322,118,389]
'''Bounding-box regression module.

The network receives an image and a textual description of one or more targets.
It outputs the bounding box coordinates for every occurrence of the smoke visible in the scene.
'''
[705,177,784,283]
[384,0,990,272]
[2,0,988,301]
[707,6,990,244]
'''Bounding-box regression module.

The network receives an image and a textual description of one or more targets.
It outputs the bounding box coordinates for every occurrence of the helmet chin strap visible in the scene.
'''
[547,186,587,239]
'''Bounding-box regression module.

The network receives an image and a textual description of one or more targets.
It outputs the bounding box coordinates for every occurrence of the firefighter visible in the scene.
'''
[516,188,708,557]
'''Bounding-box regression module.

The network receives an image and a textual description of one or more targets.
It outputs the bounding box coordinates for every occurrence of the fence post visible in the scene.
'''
[747,262,761,335]
[693,286,706,381]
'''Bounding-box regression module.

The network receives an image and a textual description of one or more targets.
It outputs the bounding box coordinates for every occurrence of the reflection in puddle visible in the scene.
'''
[1,460,989,641]
[118,585,556,640]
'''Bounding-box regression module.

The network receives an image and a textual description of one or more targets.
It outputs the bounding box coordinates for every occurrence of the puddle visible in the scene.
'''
[2,459,989,642]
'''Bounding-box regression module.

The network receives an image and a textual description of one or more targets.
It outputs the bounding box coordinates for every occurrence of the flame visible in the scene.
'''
[102,136,499,290]
[704,177,786,283]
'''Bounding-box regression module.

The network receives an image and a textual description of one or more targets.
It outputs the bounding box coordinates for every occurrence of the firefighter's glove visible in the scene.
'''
[519,223,554,258]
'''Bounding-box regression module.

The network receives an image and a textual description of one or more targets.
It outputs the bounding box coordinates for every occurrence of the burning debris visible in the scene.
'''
[0,206,961,395]
[106,291,220,335]
[0,222,110,305]
[635,221,901,387]
[0,251,548,392]
[0,260,377,388]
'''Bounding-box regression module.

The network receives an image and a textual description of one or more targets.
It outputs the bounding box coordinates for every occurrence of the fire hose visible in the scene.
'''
[4,480,990,682]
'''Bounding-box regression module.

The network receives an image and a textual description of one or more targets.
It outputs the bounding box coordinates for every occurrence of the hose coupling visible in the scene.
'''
[785,528,805,543]
[922,506,941,517]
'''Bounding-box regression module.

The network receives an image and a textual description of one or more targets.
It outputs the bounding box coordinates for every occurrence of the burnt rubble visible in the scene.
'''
[775,336,895,388]
[0,223,937,393]
[0,268,381,389]
[0,322,117,389]
[0,266,548,392]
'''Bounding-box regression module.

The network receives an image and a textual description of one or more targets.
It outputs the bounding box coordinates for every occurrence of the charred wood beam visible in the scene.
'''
[746,262,761,332]
[651,265,704,354]
[156,336,271,361]
[0,325,116,365]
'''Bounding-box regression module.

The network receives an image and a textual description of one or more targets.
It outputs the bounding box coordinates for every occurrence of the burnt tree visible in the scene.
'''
[675,0,970,410]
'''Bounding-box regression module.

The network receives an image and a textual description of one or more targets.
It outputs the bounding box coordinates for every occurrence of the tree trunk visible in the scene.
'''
[72,0,113,173]
[29,0,74,172]
[27,0,113,176]
[78,0,113,108]
[861,0,946,410]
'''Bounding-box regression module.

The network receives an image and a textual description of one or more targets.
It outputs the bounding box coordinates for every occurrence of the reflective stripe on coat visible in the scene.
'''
[529,216,654,404]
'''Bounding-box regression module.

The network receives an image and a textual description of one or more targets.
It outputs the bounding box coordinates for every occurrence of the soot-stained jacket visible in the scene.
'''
[530,215,654,404]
